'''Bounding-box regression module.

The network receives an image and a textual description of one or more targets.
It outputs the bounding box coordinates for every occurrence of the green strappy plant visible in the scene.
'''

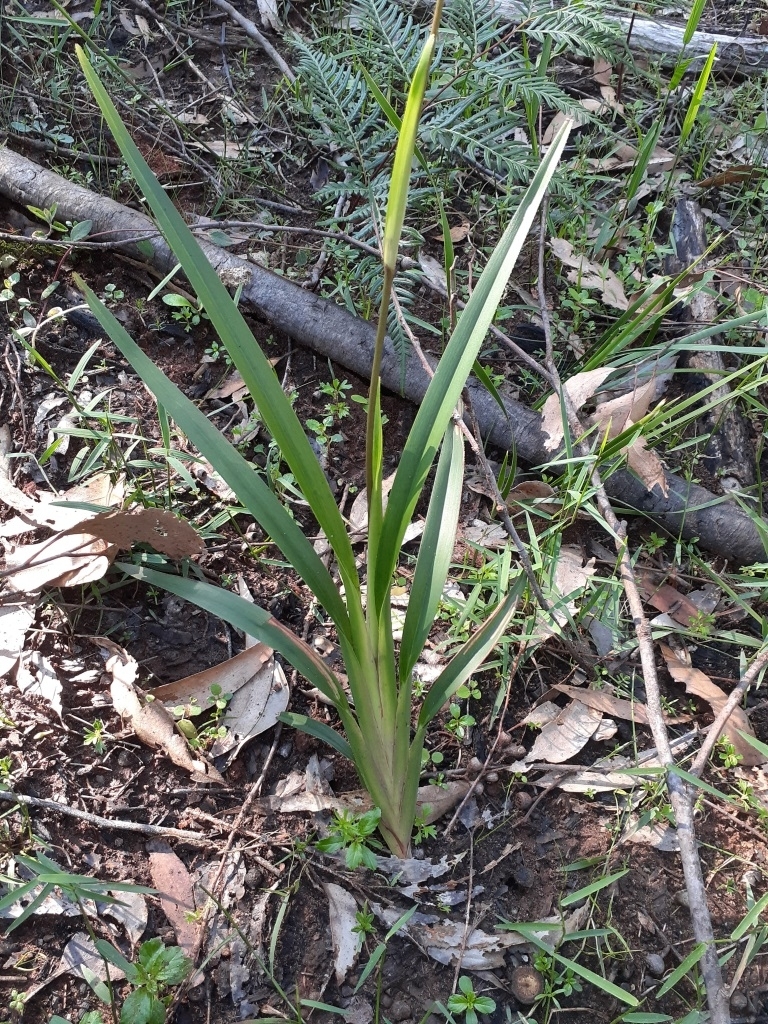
[73,4,571,856]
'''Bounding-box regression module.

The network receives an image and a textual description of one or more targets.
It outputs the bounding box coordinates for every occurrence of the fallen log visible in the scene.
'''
[491,0,768,74]
[0,145,765,563]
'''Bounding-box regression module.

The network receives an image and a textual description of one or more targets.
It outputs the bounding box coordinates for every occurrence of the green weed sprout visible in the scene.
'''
[316,808,383,869]
[446,977,496,1024]
[73,4,570,857]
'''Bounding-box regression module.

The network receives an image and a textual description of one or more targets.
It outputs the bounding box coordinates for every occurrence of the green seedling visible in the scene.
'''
[412,809,437,845]
[94,936,191,1024]
[446,976,496,1024]
[82,719,109,754]
[162,292,208,331]
[74,24,570,856]
[316,807,383,869]
[446,703,476,740]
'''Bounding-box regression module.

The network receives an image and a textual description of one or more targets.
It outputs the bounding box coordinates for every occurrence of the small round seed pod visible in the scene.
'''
[510,966,544,1006]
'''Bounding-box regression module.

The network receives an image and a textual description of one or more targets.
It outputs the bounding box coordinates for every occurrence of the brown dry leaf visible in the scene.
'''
[206,371,247,401]
[418,252,448,295]
[449,217,471,242]
[148,842,198,954]
[638,573,701,626]
[531,545,596,643]
[697,165,761,188]
[593,57,612,85]
[4,531,118,592]
[372,903,587,970]
[0,472,124,537]
[541,366,614,451]
[109,655,225,783]
[549,237,628,310]
[416,781,470,824]
[627,440,668,495]
[195,139,242,159]
[0,600,35,678]
[541,111,582,146]
[16,651,62,718]
[552,684,650,725]
[526,700,604,763]
[324,883,359,986]
[591,375,657,440]
[62,508,203,560]
[149,643,273,706]
[660,644,766,766]
[209,661,289,764]
[506,480,559,519]
[598,144,675,173]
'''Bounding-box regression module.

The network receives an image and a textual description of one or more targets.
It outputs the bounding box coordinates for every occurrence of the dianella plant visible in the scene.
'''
[74,3,570,856]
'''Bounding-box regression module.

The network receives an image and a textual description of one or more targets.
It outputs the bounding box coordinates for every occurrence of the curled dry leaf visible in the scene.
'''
[541,367,614,451]
[0,471,124,537]
[549,237,628,310]
[639,573,701,626]
[103,890,148,946]
[371,903,587,970]
[4,532,117,592]
[61,508,203,560]
[532,544,596,642]
[16,651,63,718]
[324,883,360,986]
[0,601,35,678]
[416,780,471,824]
[525,700,604,764]
[107,646,225,783]
[660,643,766,766]
[148,842,198,954]
[551,683,650,725]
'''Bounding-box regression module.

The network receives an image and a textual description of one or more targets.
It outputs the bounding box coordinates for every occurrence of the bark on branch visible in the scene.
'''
[491,0,768,73]
[0,145,765,563]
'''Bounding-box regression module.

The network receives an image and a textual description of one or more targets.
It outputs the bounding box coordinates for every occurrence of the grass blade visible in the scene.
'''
[74,280,351,639]
[117,562,346,705]
[75,46,360,604]
[373,120,572,612]
[399,421,464,683]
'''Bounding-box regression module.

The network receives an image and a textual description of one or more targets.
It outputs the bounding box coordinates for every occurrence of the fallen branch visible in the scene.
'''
[0,146,766,562]
[492,0,768,73]
[534,204,729,1024]
[0,789,212,846]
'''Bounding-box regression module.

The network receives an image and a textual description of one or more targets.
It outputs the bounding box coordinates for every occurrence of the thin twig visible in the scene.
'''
[690,641,768,777]
[531,201,730,1024]
[209,0,296,83]
[0,790,214,845]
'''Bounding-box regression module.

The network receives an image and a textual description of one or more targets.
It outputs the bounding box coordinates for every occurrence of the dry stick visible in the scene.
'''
[0,790,215,845]
[690,642,768,777]
[170,723,285,1014]
[209,0,296,83]
[533,202,730,1024]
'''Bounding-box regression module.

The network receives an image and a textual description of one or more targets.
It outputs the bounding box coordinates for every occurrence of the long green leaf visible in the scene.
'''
[656,942,706,998]
[680,44,717,149]
[399,421,464,683]
[373,120,572,611]
[75,46,360,605]
[116,562,346,705]
[380,6,441,272]
[418,573,525,727]
[76,282,351,638]
[507,923,639,1007]
[280,713,353,760]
